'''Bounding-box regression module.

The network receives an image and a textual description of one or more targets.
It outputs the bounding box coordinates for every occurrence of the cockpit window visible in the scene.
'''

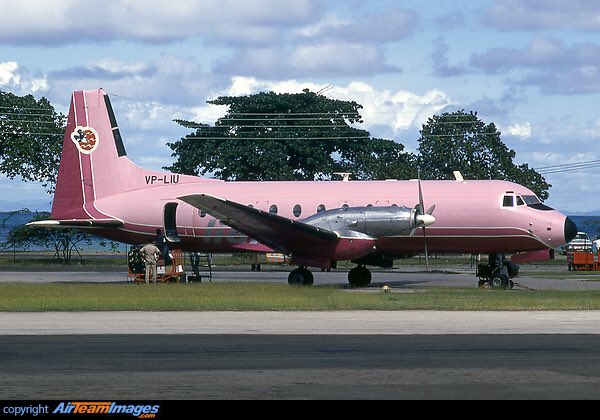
[503,195,514,207]
[522,195,540,205]
[522,195,554,211]
[516,196,525,206]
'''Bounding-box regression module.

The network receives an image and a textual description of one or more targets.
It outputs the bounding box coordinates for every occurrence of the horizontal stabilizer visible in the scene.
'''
[27,219,124,229]
[179,194,338,254]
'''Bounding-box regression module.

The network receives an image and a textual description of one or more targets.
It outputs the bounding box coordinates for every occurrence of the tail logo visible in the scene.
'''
[70,126,99,154]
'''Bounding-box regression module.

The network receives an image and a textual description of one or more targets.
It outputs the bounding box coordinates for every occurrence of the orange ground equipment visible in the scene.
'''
[567,251,596,271]
[128,247,186,283]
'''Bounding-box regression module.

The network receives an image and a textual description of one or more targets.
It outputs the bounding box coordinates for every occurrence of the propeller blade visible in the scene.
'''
[423,226,430,271]
[418,174,424,214]
[416,170,432,271]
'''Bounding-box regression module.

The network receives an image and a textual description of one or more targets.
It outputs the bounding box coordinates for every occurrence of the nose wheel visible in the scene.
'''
[477,254,518,290]
[490,274,509,290]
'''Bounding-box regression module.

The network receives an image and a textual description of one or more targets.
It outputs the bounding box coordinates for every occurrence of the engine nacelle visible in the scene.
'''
[302,206,415,238]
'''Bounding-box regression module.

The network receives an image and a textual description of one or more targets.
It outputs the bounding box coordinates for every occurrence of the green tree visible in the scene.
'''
[167,90,416,181]
[417,110,551,199]
[336,137,417,180]
[0,90,65,193]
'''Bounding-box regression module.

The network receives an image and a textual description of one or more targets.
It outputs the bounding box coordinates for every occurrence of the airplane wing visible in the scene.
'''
[178,194,339,254]
[27,219,124,229]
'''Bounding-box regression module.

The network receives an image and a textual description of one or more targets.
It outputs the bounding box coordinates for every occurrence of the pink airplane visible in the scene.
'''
[31,89,577,289]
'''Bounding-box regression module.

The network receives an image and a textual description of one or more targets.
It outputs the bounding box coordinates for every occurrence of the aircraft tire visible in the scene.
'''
[288,268,314,286]
[490,274,509,290]
[348,266,372,288]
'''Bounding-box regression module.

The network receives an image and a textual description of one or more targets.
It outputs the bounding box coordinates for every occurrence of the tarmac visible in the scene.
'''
[2,262,600,291]
[1,264,600,399]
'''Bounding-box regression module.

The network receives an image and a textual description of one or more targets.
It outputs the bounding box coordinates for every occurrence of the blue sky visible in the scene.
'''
[1,0,600,213]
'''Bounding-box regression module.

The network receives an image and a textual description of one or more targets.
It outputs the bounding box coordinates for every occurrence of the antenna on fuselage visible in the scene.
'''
[334,172,352,182]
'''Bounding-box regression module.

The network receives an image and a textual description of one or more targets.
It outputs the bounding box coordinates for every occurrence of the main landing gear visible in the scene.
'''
[287,265,373,288]
[288,267,314,286]
[476,254,519,290]
[348,265,372,288]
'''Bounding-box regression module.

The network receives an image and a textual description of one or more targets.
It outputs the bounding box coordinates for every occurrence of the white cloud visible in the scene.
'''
[0,61,48,94]
[506,122,532,138]
[0,62,20,85]
[189,76,454,137]
[327,83,454,134]
[0,0,317,45]
[209,76,324,98]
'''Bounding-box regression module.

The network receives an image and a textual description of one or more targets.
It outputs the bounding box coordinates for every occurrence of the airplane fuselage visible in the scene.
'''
[93,176,569,256]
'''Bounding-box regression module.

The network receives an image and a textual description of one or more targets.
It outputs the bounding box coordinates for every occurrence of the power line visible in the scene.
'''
[181,136,371,141]
[535,159,600,171]
[536,160,600,175]
[196,125,361,129]
[0,131,63,137]
[0,119,62,125]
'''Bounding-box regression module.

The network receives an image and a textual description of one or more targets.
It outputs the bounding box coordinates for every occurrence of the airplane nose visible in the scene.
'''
[564,216,578,244]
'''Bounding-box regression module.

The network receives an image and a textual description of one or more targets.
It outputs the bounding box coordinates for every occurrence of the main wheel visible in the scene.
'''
[288,268,314,286]
[490,274,509,290]
[348,266,372,288]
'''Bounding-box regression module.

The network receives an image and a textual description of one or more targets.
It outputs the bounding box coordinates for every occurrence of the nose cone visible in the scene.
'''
[416,214,436,228]
[564,217,578,244]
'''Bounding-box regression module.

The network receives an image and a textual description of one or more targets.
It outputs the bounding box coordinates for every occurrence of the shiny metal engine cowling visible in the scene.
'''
[302,206,415,238]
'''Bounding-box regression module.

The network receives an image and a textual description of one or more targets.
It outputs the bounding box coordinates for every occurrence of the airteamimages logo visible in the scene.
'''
[52,401,160,418]
[70,126,100,154]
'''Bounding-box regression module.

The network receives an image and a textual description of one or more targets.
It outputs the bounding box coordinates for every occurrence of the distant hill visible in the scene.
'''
[0,201,51,213]
[563,210,600,217]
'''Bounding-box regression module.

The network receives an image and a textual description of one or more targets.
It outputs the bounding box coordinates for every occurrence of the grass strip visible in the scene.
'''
[1,282,600,311]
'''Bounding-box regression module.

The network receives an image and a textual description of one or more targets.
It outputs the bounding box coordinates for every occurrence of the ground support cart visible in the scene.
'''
[128,247,186,283]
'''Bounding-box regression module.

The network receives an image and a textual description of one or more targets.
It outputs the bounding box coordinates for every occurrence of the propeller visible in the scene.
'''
[411,172,436,271]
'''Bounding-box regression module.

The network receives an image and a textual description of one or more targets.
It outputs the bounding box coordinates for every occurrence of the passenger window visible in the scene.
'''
[293,204,302,217]
[503,196,514,207]
[367,204,373,208]
[317,204,326,213]
[269,204,278,215]
[198,210,206,218]
[341,204,349,211]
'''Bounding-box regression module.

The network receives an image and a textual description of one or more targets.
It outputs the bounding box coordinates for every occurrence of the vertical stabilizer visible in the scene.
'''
[51,89,144,220]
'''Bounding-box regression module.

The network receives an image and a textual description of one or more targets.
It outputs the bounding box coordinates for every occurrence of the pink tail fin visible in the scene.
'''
[51,89,144,220]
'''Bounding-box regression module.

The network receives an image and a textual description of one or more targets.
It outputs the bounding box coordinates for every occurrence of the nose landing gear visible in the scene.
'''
[477,254,518,290]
